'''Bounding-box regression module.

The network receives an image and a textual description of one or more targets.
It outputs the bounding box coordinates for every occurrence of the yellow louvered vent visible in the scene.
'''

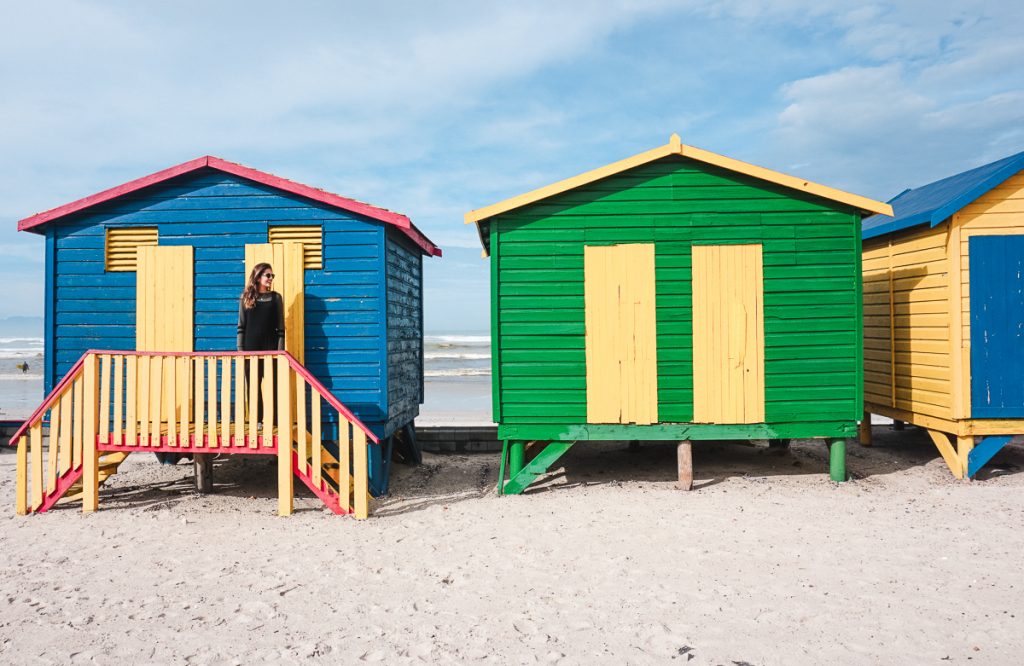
[105,227,158,272]
[268,225,323,269]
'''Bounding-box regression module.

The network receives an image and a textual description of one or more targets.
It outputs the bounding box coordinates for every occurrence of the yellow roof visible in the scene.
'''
[466,134,893,231]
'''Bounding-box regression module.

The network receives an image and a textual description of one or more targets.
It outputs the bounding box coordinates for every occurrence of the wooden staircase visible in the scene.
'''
[9,350,377,518]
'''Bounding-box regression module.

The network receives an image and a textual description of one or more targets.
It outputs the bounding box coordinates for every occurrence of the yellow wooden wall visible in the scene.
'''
[245,242,305,364]
[691,244,765,424]
[952,169,1024,418]
[862,225,952,420]
[583,243,658,425]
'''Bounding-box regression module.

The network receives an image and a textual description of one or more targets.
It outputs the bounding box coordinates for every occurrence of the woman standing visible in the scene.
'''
[237,262,285,423]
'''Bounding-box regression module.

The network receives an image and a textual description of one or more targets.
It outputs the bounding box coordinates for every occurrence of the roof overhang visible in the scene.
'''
[466,134,893,256]
[18,156,442,257]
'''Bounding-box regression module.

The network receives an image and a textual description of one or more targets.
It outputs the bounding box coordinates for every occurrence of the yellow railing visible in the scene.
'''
[10,350,377,518]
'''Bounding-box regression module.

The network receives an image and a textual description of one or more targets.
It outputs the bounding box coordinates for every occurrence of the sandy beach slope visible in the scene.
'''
[1,427,1022,664]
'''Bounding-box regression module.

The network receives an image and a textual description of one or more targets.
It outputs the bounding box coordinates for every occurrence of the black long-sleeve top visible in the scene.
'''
[237,292,285,351]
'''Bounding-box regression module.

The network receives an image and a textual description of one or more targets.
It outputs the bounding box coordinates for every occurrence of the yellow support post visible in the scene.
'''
[221,357,231,447]
[29,425,43,512]
[353,427,368,519]
[277,355,293,516]
[83,354,99,513]
[15,437,27,515]
[926,429,964,479]
[248,356,258,448]
[338,418,351,512]
[207,357,218,449]
[47,407,59,495]
[125,355,137,447]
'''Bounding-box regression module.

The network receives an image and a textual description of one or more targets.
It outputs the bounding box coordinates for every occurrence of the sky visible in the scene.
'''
[2,0,1022,333]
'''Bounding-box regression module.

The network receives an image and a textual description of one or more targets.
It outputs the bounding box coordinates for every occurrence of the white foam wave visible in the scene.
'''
[425,335,490,345]
[424,352,490,360]
[425,369,491,377]
[0,337,43,345]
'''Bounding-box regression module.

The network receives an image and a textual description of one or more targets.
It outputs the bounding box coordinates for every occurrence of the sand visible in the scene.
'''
[1,426,1022,664]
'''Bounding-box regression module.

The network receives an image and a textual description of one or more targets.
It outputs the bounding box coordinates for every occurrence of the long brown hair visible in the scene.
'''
[241,263,273,309]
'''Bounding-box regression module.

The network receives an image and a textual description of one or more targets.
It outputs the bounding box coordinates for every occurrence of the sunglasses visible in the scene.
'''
[261,273,275,279]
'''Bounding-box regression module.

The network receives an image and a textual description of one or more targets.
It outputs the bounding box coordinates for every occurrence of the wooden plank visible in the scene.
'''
[926,429,963,479]
[73,376,84,468]
[234,357,245,447]
[125,355,137,447]
[178,356,190,447]
[262,356,274,447]
[248,356,258,448]
[138,355,150,447]
[47,406,60,495]
[82,354,99,512]
[277,355,292,517]
[59,389,73,474]
[98,355,110,447]
[112,355,123,446]
[149,354,163,447]
[16,437,27,515]
[295,373,307,475]
[353,427,368,519]
[30,423,43,511]
[166,356,176,446]
[677,440,693,491]
[194,357,204,448]
[338,418,351,512]
[220,357,231,446]
[207,357,218,449]
[311,392,322,487]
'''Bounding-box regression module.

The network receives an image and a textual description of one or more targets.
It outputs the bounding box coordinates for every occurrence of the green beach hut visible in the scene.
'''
[466,135,892,493]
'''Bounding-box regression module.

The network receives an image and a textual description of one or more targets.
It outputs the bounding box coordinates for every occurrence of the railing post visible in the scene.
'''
[82,353,100,513]
[353,427,368,519]
[15,437,27,515]
[277,354,293,516]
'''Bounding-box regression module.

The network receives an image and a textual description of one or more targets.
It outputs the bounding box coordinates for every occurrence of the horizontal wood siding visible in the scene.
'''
[862,225,952,420]
[493,156,861,432]
[49,169,387,428]
[384,229,424,437]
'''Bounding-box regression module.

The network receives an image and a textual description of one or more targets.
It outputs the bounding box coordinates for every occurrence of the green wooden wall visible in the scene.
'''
[489,155,863,440]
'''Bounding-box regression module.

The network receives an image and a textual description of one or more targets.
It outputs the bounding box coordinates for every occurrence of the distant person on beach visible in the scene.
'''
[237,262,285,424]
[16,362,29,374]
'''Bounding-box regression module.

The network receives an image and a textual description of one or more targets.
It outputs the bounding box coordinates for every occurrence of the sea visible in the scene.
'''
[0,332,493,426]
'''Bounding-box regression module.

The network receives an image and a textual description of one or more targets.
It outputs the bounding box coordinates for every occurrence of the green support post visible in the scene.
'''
[509,441,525,477]
[828,438,846,482]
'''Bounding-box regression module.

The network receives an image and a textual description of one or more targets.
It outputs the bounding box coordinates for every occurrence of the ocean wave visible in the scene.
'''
[0,373,44,380]
[0,337,44,345]
[425,368,491,377]
[424,352,490,360]
[425,335,490,346]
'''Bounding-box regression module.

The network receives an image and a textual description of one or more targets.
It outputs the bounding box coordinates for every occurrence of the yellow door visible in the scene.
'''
[136,245,194,433]
[244,242,305,363]
[691,244,765,424]
[136,246,194,352]
[584,243,658,425]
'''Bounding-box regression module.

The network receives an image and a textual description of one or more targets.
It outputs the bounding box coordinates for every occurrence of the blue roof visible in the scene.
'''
[862,150,1024,240]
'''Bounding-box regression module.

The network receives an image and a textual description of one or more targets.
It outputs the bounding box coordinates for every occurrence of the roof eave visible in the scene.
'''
[467,135,893,253]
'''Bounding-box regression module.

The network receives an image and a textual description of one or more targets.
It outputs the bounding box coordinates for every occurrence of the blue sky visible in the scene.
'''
[2,1,1022,332]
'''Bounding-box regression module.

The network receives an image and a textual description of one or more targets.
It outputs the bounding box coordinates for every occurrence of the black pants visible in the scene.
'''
[244,357,277,424]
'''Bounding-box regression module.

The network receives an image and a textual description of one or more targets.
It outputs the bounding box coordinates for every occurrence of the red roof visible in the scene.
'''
[17,156,442,257]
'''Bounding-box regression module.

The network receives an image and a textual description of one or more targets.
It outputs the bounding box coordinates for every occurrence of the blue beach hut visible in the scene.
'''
[17,156,441,496]
[861,150,1024,478]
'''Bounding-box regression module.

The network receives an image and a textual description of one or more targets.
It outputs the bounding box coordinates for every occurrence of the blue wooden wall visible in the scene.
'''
[45,167,426,436]
[384,229,424,437]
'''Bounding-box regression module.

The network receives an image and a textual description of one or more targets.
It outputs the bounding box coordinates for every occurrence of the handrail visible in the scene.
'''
[8,350,379,446]
[8,355,86,446]
[12,349,378,518]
